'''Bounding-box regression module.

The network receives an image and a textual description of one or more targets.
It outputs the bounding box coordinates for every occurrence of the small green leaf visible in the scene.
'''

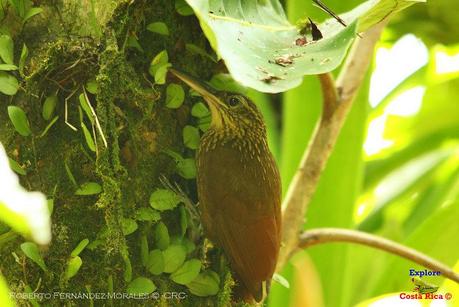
[123,255,132,282]
[182,125,200,150]
[186,270,220,296]
[77,105,83,123]
[23,7,43,23]
[85,80,98,94]
[19,44,28,74]
[135,207,161,222]
[8,106,31,136]
[183,238,196,254]
[121,218,138,236]
[155,222,170,250]
[170,259,201,285]
[71,239,89,257]
[42,95,58,121]
[81,122,96,152]
[64,256,82,280]
[175,0,194,16]
[127,277,156,295]
[163,244,187,273]
[165,83,185,109]
[170,237,195,253]
[79,93,94,124]
[191,102,210,118]
[39,116,59,138]
[0,64,18,71]
[20,242,48,272]
[23,285,39,307]
[140,235,149,267]
[65,161,78,187]
[47,198,54,215]
[75,182,102,195]
[126,35,144,52]
[0,35,14,64]
[189,88,202,97]
[146,249,164,275]
[179,206,188,237]
[198,116,211,132]
[185,44,217,63]
[177,158,196,179]
[155,63,172,85]
[149,50,169,77]
[149,189,181,211]
[0,72,19,96]
[147,22,169,36]
[8,158,26,175]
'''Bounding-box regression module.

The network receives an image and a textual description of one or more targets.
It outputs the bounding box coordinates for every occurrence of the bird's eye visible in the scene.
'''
[228,96,241,107]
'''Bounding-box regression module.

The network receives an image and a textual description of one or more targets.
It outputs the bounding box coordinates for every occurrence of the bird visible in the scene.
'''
[170,68,282,303]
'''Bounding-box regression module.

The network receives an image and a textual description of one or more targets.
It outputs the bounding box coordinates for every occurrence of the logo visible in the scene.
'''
[409,269,441,278]
[398,270,452,301]
[411,277,438,294]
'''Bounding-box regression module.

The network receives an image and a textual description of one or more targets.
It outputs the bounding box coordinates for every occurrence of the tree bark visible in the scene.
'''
[0,1,230,306]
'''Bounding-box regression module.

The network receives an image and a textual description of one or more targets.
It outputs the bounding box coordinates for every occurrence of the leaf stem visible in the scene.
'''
[298,228,459,284]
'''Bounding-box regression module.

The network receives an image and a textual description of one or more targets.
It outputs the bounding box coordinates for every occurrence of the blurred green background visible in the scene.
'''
[260,0,459,306]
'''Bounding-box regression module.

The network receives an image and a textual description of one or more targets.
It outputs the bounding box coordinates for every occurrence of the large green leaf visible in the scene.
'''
[359,148,452,232]
[403,163,459,233]
[184,0,422,93]
[0,274,13,307]
[383,78,459,149]
[0,72,19,96]
[0,35,14,65]
[358,0,425,31]
[364,127,459,190]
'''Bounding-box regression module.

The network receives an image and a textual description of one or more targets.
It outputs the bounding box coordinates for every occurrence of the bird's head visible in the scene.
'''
[170,69,265,136]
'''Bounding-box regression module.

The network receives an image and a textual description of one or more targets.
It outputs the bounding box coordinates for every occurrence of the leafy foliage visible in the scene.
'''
[183,0,422,92]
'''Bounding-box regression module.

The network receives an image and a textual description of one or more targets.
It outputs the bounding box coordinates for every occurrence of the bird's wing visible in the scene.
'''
[197,143,281,300]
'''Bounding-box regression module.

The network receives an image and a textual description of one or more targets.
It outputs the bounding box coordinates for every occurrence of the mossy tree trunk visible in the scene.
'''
[0,1,232,306]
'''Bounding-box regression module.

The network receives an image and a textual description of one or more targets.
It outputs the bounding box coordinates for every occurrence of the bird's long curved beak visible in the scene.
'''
[169,68,223,108]
[169,68,224,128]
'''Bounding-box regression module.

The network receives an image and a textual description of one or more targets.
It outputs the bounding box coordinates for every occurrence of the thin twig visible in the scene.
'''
[83,87,108,148]
[278,21,388,269]
[298,228,459,284]
[65,88,79,131]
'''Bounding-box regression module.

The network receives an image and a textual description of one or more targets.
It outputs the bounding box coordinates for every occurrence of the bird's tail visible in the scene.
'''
[234,279,271,303]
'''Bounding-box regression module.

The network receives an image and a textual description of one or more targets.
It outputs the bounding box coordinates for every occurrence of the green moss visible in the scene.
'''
[0,0,238,305]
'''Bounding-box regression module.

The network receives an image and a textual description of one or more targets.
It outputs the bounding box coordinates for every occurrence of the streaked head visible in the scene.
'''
[170,68,265,134]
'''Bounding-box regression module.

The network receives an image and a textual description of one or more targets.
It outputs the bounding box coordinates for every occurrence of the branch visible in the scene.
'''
[298,228,459,284]
[278,21,388,269]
